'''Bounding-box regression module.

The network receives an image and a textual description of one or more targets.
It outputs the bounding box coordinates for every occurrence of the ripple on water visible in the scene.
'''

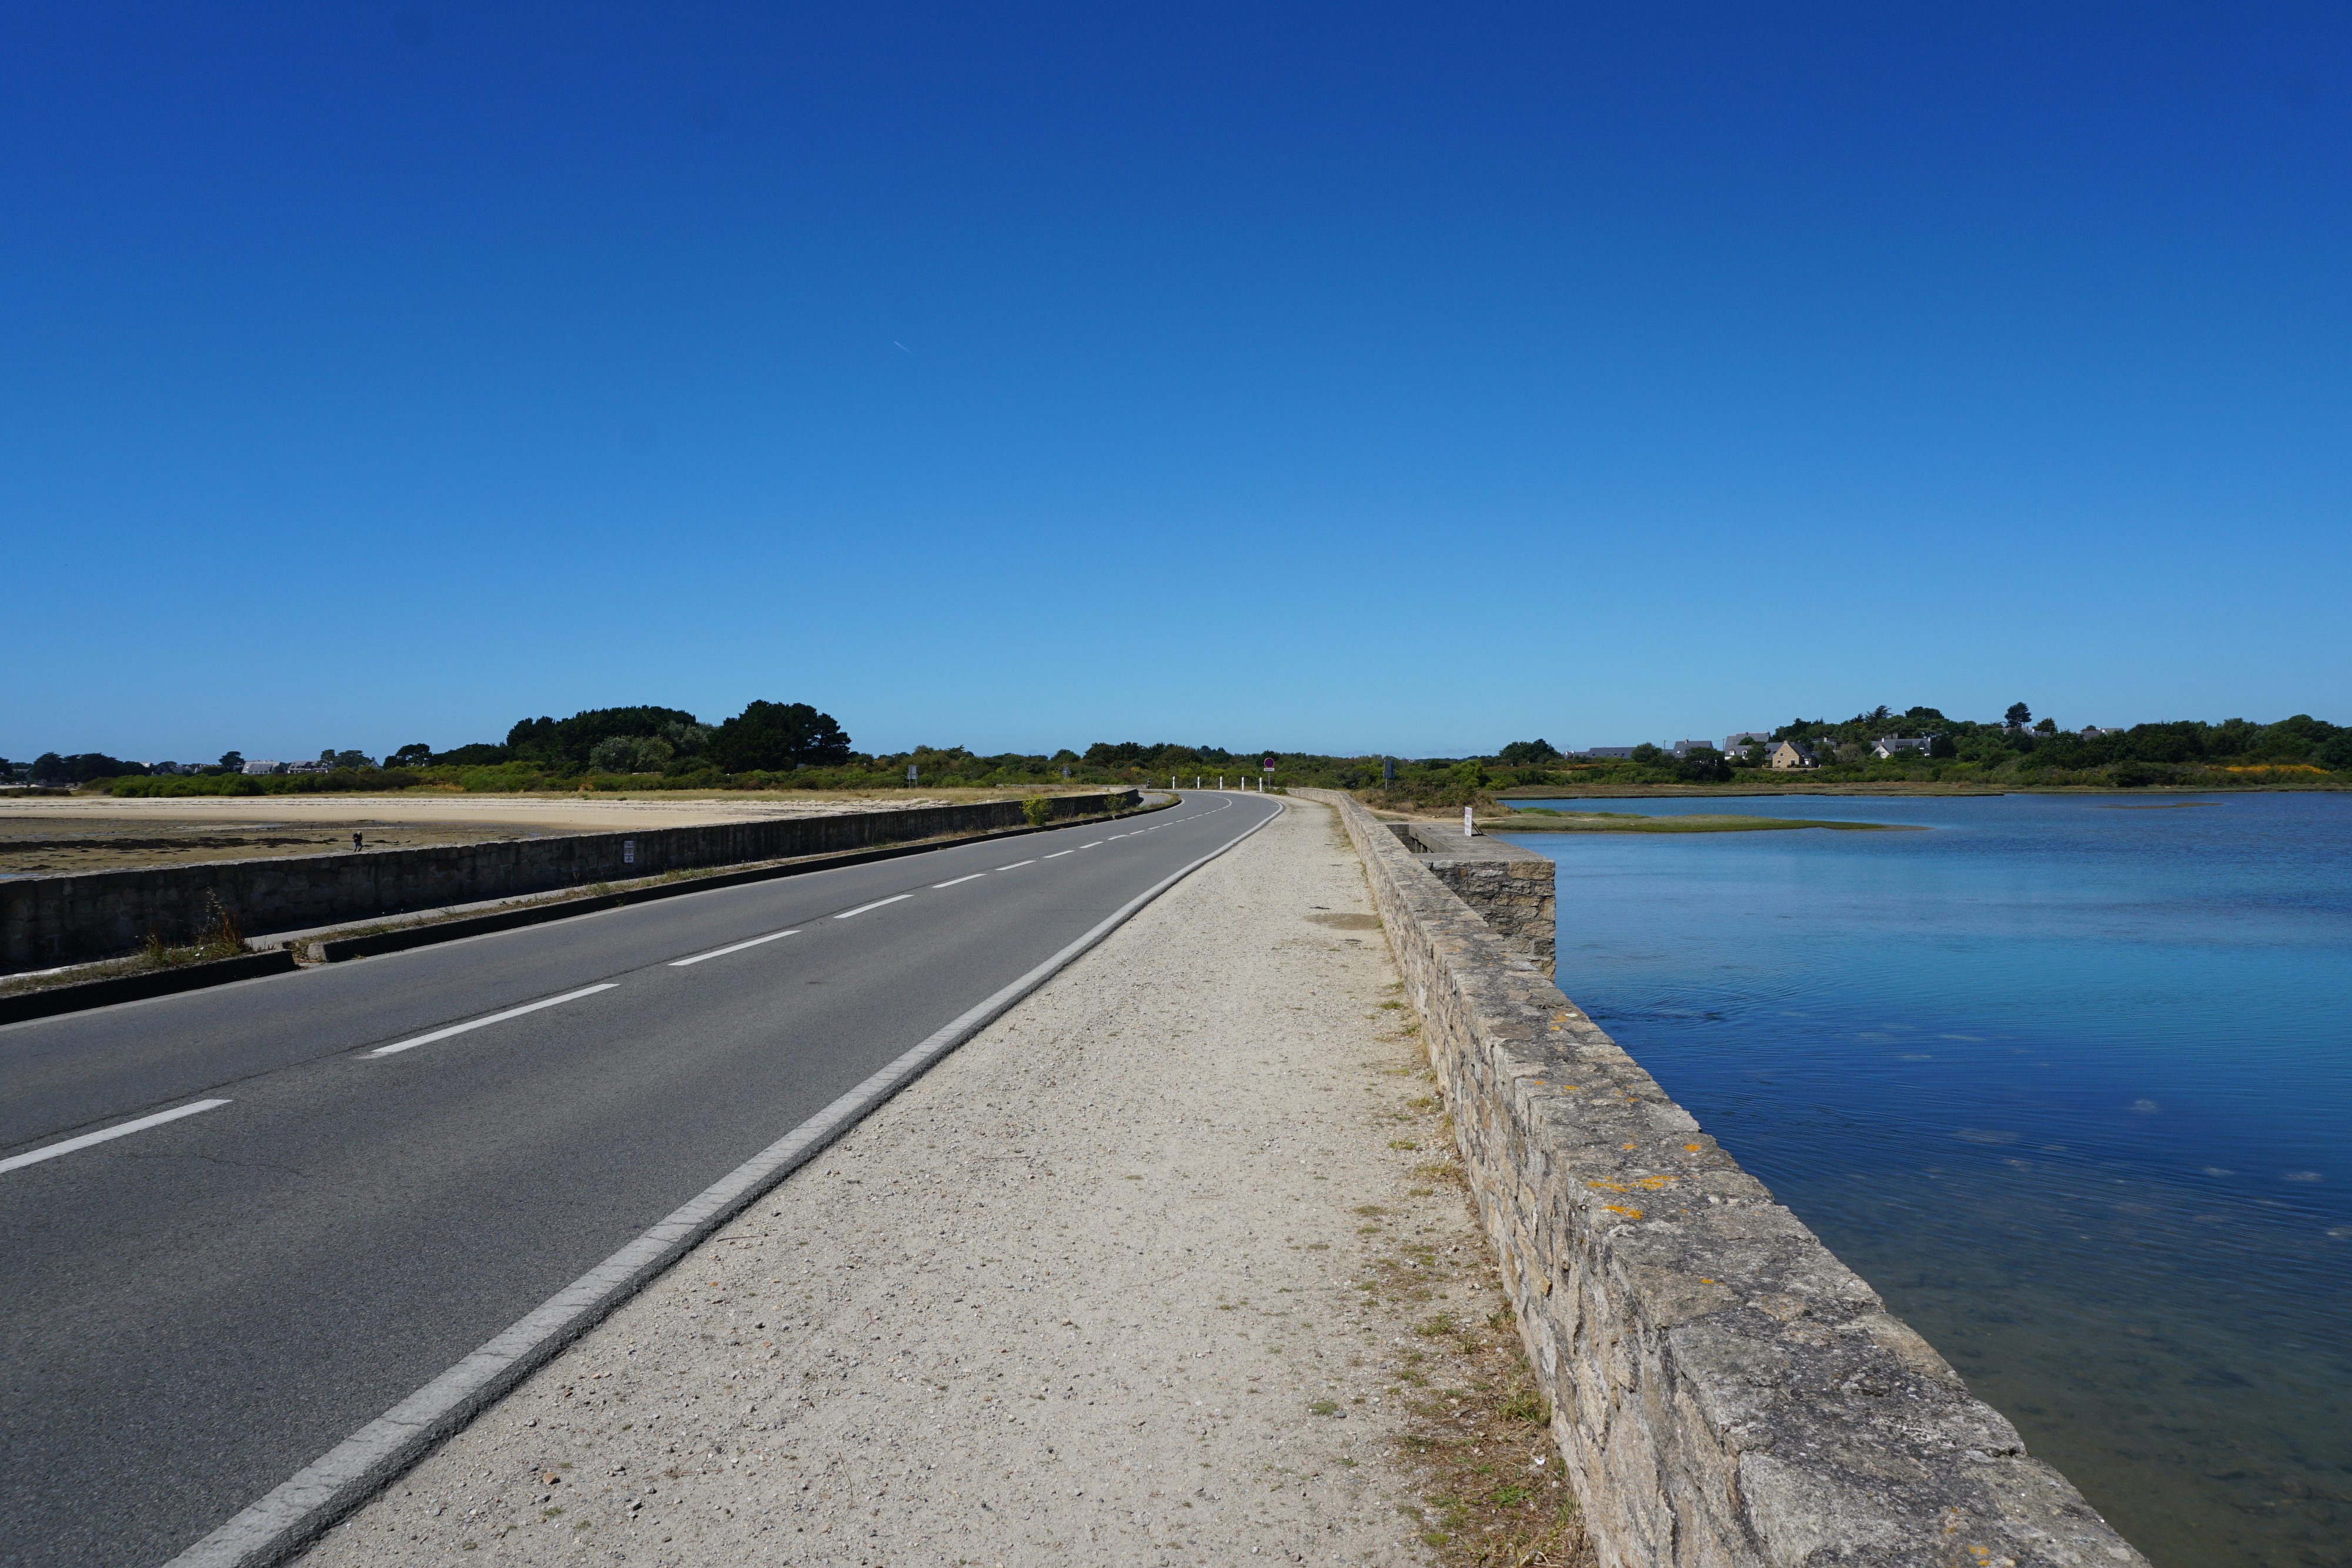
[1504,791,2352,1568]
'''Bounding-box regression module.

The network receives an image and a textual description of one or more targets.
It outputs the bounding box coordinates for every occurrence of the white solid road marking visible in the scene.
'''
[0,1099,232,1176]
[835,895,913,919]
[670,930,800,967]
[994,860,1035,870]
[161,794,1291,1568]
[369,985,619,1058]
[931,874,986,888]
[1044,851,1073,858]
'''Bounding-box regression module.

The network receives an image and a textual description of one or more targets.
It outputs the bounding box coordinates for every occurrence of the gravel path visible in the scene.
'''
[292,796,1475,1567]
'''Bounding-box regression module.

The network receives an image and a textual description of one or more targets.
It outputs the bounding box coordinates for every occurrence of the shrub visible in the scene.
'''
[1023,797,1053,827]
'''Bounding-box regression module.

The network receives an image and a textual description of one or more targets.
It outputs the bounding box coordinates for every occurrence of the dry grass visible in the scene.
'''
[1356,1018,1594,1568]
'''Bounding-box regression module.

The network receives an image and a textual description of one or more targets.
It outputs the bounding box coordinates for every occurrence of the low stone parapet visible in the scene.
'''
[1299,788,2144,1568]
[1382,818,1556,972]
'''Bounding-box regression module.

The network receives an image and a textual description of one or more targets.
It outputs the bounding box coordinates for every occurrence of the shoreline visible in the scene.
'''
[1494,782,2348,799]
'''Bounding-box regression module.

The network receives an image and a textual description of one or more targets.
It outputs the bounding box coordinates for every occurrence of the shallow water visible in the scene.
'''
[1501,793,2352,1568]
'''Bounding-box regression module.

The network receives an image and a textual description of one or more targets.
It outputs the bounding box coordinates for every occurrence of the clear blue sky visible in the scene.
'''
[6,3,2347,763]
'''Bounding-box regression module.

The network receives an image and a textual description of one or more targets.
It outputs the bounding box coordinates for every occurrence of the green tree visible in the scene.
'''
[708,700,854,771]
[507,706,703,767]
[218,750,245,771]
[1497,738,1561,765]
[1673,747,1730,783]
[2004,703,2032,729]
[1629,743,1663,765]
[659,720,714,757]
[387,744,434,768]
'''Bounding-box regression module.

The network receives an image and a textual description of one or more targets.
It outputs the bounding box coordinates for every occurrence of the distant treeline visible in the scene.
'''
[1358,706,2352,804]
[15,700,2346,799]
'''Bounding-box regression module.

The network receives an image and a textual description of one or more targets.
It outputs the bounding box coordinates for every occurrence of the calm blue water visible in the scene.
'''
[1502,794,2352,1568]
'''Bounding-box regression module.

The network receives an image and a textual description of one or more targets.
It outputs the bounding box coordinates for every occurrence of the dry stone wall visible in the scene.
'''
[1387,821,1558,972]
[1301,788,2146,1568]
[2,791,1137,971]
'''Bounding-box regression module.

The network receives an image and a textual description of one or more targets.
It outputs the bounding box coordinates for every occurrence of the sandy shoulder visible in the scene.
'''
[292,797,1474,1567]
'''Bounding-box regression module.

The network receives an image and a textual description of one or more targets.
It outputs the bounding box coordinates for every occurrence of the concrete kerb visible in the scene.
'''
[1294,787,2147,1568]
[162,794,1284,1568]
[0,950,299,1027]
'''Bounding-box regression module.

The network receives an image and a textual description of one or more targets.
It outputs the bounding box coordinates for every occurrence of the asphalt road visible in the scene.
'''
[0,791,1281,1567]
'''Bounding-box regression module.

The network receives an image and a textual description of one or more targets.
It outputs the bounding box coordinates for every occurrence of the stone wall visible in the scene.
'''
[1386,821,1557,973]
[1300,789,2145,1568]
[2,792,1138,972]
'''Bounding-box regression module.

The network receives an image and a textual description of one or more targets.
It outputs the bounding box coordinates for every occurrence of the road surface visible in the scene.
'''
[0,791,1280,1566]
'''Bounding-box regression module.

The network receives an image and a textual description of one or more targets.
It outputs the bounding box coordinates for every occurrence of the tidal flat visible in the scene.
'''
[1491,807,1922,833]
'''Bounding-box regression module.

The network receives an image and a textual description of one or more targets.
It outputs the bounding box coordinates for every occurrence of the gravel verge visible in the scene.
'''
[288,797,1512,1568]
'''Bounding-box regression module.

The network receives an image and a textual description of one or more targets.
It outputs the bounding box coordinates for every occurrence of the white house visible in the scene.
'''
[1872,735,1935,760]
[1722,731,1770,754]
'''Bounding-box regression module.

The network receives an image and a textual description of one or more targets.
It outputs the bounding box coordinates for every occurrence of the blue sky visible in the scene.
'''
[6,2,2347,763]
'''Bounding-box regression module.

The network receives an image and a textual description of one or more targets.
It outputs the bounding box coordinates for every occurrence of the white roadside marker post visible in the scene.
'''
[1464,804,1475,837]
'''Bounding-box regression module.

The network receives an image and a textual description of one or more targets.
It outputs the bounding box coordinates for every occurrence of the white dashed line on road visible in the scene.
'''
[0,1099,232,1177]
[1044,851,1073,858]
[994,861,1035,870]
[670,930,800,967]
[835,895,913,919]
[369,985,620,1057]
[931,874,986,888]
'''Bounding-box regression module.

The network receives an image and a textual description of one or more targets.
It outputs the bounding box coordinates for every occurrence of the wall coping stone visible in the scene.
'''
[1298,788,2146,1568]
